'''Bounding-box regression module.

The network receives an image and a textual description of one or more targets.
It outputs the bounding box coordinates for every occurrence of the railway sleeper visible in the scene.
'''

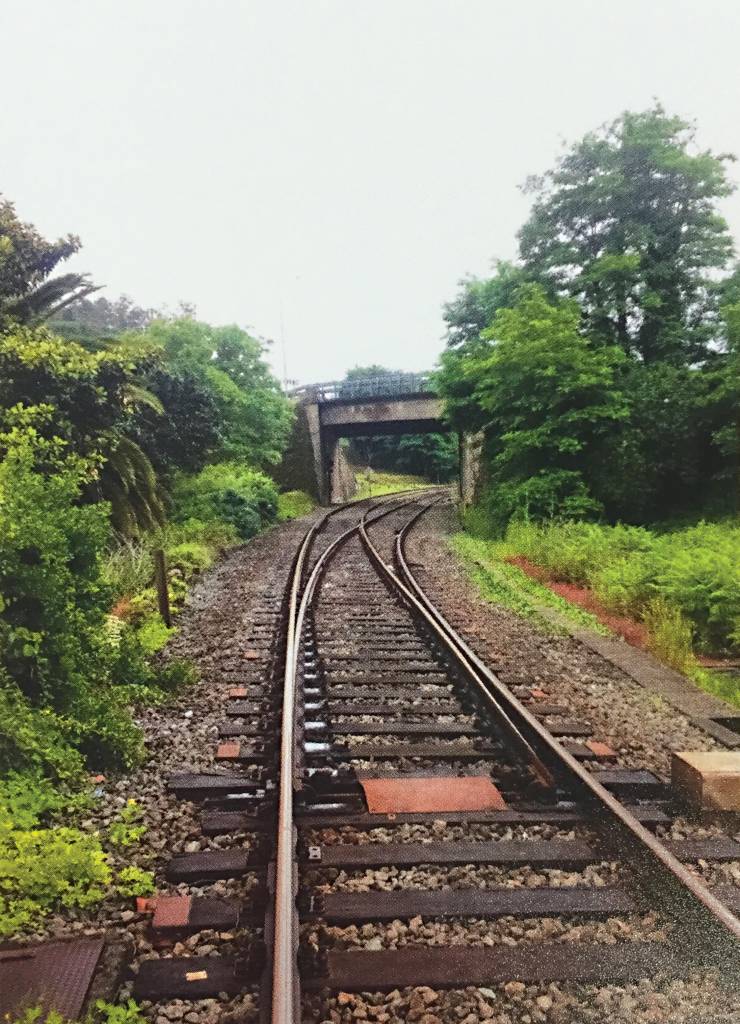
[133,952,262,1001]
[304,884,639,922]
[299,838,597,869]
[302,941,690,991]
[295,804,672,827]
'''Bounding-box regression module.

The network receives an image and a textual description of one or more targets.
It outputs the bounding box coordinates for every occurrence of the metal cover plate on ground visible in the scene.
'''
[359,775,507,813]
[0,937,104,1020]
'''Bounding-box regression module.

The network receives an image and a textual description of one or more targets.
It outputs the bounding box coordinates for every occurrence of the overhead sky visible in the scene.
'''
[3,0,740,384]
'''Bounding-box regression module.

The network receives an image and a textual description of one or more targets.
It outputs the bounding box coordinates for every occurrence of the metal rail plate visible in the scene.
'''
[359,776,506,813]
[0,937,105,1020]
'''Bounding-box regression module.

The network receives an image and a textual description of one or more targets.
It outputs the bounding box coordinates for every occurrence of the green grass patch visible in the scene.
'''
[451,533,608,635]
[277,489,316,521]
[352,467,434,499]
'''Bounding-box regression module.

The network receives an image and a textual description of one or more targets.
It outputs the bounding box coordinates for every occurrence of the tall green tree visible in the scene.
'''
[0,196,98,330]
[442,261,530,351]
[440,285,627,529]
[519,105,735,364]
[123,319,293,467]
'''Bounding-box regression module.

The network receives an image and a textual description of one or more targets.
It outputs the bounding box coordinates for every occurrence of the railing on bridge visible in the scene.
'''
[289,372,434,404]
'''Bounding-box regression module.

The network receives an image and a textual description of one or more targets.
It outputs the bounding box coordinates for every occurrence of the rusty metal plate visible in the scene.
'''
[0,936,104,1020]
[153,895,192,929]
[360,775,507,813]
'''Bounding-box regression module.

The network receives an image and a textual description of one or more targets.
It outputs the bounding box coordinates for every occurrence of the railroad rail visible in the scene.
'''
[133,491,740,1022]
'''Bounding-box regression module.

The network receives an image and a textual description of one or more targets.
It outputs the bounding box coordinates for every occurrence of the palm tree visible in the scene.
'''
[0,195,100,330]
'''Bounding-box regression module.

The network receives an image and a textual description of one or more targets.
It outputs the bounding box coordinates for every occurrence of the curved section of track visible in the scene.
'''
[272,492,740,1021]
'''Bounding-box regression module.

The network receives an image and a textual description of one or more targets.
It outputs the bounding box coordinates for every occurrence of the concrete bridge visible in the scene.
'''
[291,374,482,505]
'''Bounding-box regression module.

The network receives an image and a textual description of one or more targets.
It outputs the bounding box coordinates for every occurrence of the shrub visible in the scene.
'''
[0,789,110,935]
[135,615,175,654]
[167,541,214,578]
[499,516,740,653]
[103,542,153,601]
[107,800,146,848]
[11,999,147,1024]
[155,517,238,554]
[172,463,278,540]
[277,489,316,521]
[115,865,155,897]
[0,678,84,782]
[643,597,695,674]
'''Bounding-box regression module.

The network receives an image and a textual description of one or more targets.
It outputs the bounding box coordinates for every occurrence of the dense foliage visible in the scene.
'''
[438,105,738,527]
[519,105,735,364]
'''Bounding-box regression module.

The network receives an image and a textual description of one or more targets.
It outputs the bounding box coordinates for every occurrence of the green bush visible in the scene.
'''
[643,596,695,674]
[12,997,147,1024]
[499,517,740,653]
[0,779,111,936]
[103,542,153,602]
[0,679,84,782]
[107,800,147,848]
[135,615,175,654]
[172,463,278,540]
[277,489,316,521]
[167,540,214,578]
[115,865,155,897]
[156,517,239,554]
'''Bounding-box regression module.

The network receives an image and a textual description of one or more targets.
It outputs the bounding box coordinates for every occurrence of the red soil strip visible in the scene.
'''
[506,555,650,649]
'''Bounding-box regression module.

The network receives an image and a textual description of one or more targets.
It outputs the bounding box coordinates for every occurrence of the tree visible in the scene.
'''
[442,261,531,350]
[0,195,98,330]
[49,294,162,347]
[519,105,735,364]
[0,327,164,536]
[443,286,627,530]
[124,319,293,467]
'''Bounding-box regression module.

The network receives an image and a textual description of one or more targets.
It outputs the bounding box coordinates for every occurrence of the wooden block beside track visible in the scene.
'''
[672,750,740,811]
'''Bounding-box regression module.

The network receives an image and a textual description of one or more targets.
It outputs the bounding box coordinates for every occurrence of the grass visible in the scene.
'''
[352,466,434,499]
[277,489,316,521]
[458,514,740,708]
[451,533,609,635]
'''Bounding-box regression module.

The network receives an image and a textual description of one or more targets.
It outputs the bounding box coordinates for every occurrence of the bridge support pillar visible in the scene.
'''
[304,401,331,505]
[459,431,484,508]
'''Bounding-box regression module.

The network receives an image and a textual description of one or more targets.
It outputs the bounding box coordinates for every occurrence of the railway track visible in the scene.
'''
[132,491,740,1022]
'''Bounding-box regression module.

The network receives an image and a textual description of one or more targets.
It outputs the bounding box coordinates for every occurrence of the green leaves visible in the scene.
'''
[442,285,626,529]
[518,104,735,364]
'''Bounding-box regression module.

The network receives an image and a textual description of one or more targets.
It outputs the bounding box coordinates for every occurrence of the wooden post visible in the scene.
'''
[153,548,172,627]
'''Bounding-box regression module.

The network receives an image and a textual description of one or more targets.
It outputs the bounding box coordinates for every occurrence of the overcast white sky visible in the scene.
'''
[2,0,740,384]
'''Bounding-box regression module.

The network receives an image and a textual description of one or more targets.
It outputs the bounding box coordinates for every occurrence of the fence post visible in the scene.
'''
[153,548,172,627]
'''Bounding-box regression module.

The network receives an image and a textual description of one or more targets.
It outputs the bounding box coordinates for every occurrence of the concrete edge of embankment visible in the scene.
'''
[534,603,740,750]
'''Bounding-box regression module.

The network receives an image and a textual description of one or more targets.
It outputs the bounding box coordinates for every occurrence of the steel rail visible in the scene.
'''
[391,499,740,957]
[357,503,554,786]
[270,490,439,1023]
